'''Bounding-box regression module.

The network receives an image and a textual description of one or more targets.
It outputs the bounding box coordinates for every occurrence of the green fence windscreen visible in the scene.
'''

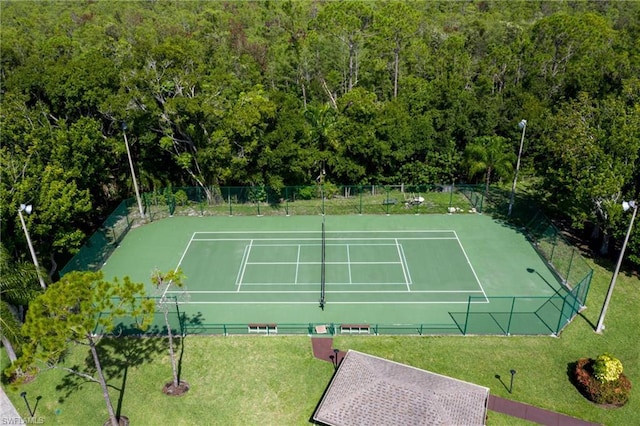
[61,184,592,336]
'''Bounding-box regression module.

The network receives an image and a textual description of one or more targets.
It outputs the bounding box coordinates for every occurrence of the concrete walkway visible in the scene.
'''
[0,386,22,423]
[310,337,602,426]
[488,395,601,426]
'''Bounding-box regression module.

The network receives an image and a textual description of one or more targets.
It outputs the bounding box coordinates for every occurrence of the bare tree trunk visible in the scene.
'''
[485,168,492,198]
[89,336,119,426]
[599,233,610,256]
[1,335,17,364]
[393,47,400,98]
[163,307,179,388]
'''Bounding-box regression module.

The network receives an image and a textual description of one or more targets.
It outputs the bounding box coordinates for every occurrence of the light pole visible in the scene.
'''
[122,121,145,219]
[596,200,637,333]
[17,204,47,289]
[508,119,527,217]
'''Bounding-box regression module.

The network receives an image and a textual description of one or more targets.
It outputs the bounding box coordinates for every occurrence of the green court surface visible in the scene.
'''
[100,214,565,334]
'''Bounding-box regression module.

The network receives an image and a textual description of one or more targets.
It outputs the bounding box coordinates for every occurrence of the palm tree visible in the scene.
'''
[0,244,44,364]
[464,136,516,198]
[304,103,337,180]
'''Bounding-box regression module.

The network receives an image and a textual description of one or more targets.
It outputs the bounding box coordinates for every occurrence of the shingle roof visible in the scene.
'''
[313,350,489,426]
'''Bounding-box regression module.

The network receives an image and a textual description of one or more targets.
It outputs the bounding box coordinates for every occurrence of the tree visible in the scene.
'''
[313,1,373,95]
[464,136,516,197]
[0,244,43,365]
[538,93,640,254]
[369,2,419,99]
[304,103,337,180]
[524,12,622,103]
[151,268,189,396]
[12,271,155,426]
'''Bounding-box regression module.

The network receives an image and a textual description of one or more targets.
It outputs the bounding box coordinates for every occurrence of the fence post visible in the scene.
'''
[285,187,290,216]
[385,188,391,215]
[506,297,516,335]
[566,248,576,287]
[448,180,454,210]
[555,298,568,335]
[125,199,131,227]
[550,231,557,263]
[463,296,472,335]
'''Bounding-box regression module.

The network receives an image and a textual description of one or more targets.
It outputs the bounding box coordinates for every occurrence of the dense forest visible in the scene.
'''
[1,0,639,281]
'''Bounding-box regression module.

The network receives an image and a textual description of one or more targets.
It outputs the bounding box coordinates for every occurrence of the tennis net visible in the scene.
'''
[320,218,326,309]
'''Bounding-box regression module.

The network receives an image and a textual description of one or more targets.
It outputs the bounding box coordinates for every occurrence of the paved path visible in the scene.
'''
[488,395,601,426]
[310,338,602,426]
[0,386,22,423]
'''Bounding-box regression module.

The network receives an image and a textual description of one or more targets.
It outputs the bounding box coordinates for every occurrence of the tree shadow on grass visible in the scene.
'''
[55,323,166,419]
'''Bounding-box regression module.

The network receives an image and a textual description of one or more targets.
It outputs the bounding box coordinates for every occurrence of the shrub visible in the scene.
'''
[174,190,189,206]
[573,358,631,406]
[593,353,623,383]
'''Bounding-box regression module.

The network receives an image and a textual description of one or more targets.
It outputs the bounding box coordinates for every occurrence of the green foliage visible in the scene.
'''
[296,186,317,200]
[573,357,631,406]
[173,189,188,206]
[464,136,515,196]
[0,244,44,363]
[12,271,154,378]
[0,0,639,271]
[593,353,623,383]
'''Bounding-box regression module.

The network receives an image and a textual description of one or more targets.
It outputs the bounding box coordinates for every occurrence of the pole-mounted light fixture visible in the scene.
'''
[18,204,47,289]
[508,119,527,217]
[122,121,145,219]
[596,200,638,333]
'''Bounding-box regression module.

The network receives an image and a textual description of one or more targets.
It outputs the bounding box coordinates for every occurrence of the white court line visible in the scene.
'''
[169,289,485,294]
[346,245,352,284]
[245,261,401,265]
[180,300,485,305]
[234,244,250,291]
[395,239,411,291]
[193,237,457,241]
[235,240,253,292]
[192,229,457,235]
[295,245,301,284]
[227,282,410,286]
[166,233,197,300]
[453,230,488,302]
[399,243,413,286]
[175,232,197,269]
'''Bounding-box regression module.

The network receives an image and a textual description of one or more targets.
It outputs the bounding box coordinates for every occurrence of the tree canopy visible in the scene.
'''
[1,1,638,271]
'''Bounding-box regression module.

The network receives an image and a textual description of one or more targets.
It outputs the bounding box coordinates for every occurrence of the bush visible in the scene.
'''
[593,353,623,383]
[573,358,631,406]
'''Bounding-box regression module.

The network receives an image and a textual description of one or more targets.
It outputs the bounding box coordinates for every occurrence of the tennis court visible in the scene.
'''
[172,226,485,305]
[99,213,575,334]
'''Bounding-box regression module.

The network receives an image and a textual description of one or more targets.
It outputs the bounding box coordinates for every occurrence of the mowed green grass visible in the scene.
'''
[2,258,639,425]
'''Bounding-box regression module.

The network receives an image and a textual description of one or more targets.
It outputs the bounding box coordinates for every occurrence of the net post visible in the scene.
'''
[463,296,472,335]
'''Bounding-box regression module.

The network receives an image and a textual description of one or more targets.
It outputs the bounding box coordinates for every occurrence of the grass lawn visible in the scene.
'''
[2,257,638,425]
